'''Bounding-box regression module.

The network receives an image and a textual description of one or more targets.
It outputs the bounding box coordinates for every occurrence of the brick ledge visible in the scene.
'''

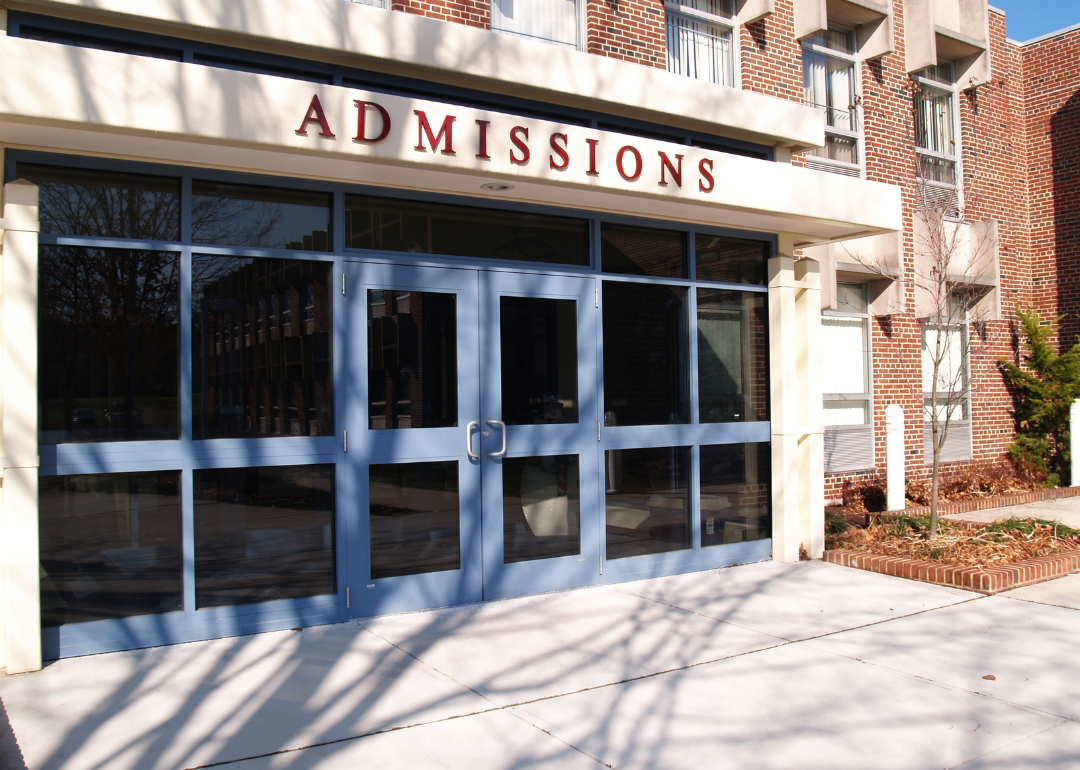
[823,548,1080,594]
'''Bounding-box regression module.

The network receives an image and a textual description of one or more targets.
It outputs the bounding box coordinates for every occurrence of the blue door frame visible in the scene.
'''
[344,262,602,616]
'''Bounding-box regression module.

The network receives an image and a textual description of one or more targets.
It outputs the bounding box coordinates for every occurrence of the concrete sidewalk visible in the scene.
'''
[2,559,1078,770]
[943,494,1080,529]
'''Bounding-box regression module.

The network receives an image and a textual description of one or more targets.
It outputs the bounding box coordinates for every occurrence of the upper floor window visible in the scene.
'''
[665,0,736,87]
[802,26,860,177]
[913,64,960,217]
[491,0,579,49]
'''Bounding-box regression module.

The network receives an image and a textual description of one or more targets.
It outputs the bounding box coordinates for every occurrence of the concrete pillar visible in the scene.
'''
[886,404,905,511]
[0,178,41,674]
[769,251,824,562]
[1072,400,1080,488]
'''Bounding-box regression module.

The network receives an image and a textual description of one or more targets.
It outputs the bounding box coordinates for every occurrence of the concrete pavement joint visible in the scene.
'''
[943,720,1073,769]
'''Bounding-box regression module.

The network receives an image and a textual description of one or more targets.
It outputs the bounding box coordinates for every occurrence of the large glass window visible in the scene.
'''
[601,224,687,279]
[695,234,768,285]
[697,289,768,423]
[503,455,580,563]
[39,246,180,444]
[700,442,770,547]
[39,472,183,626]
[602,281,689,426]
[19,164,180,241]
[191,181,331,251]
[490,0,579,48]
[192,256,332,439]
[665,0,736,87]
[345,195,589,266]
[803,27,860,174]
[193,464,335,608]
[369,461,460,579]
[606,446,690,560]
[501,297,578,425]
[368,290,458,430]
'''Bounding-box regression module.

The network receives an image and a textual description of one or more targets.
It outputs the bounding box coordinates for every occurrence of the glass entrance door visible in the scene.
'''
[479,271,600,600]
[344,263,599,617]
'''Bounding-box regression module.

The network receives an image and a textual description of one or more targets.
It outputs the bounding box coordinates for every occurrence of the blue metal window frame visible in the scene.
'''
[13,149,774,657]
[6,10,773,161]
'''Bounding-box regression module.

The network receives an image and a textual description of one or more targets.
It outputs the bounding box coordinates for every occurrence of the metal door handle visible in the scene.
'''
[486,420,507,457]
[466,421,480,459]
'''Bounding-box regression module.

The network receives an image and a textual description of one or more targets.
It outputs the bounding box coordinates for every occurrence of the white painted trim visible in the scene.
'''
[0,36,902,243]
[18,0,826,151]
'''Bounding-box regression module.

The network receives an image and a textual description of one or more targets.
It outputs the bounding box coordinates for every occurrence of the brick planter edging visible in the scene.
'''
[823,548,1080,594]
[891,485,1080,517]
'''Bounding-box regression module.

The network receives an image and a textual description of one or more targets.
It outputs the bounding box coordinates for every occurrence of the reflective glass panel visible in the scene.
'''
[39,246,179,444]
[369,461,460,579]
[191,181,331,251]
[697,289,768,423]
[503,455,580,564]
[603,282,689,426]
[18,163,180,241]
[192,257,332,439]
[39,472,182,626]
[501,297,578,425]
[193,465,335,609]
[369,291,457,430]
[345,195,589,266]
[700,443,771,547]
[694,235,768,285]
[601,224,687,278]
[605,446,690,560]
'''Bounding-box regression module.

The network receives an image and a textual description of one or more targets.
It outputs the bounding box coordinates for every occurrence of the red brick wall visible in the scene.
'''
[739,0,804,103]
[1021,26,1080,348]
[585,0,667,67]
[824,7,1034,501]
[391,0,489,29]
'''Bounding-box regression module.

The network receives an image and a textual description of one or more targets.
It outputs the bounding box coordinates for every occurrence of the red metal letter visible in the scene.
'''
[549,133,569,170]
[616,145,642,182]
[414,111,457,155]
[296,94,335,138]
[586,138,600,176]
[353,101,392,143]
[476,120,492,160]
[658,151,684,187]
[510,126,531,165]
[698,158,715,193]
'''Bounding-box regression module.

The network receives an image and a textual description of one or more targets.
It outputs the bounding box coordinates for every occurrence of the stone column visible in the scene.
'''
[769,251,824,562]
[1,178,41,674]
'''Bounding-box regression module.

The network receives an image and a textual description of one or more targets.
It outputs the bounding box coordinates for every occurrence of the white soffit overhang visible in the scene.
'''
[12,0,826,152]
[0,37,902,244]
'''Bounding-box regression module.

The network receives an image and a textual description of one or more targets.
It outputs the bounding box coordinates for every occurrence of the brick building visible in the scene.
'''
[0,0,1075,672]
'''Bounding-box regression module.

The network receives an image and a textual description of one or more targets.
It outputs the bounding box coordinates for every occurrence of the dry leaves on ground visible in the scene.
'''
[826,515,1080,567]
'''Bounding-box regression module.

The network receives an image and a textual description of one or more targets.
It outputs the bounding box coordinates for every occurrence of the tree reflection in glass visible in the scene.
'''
[39,246,179,443]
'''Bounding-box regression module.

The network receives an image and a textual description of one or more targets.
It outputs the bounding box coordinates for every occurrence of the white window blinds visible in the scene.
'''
[822,316,868,394]
[491,0,578,48]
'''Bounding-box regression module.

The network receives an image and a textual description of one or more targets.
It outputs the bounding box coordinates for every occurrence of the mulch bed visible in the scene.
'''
[823,512,1080,594]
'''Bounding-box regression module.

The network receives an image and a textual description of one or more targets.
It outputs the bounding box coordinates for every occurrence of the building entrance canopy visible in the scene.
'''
[0,35,900,245]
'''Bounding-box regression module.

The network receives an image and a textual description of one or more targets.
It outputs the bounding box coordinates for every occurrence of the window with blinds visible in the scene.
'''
[921,314,971,463]
[491,0,579,49]
[802,27,860,176]
[913,64,960,218]
[822,283,873,472]
[664,0,735,87]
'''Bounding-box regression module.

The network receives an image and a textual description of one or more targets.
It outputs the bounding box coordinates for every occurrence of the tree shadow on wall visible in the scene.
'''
[1052,89,1080,348]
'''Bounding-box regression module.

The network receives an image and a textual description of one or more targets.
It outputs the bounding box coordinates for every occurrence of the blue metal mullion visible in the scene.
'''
[594,220,607,573]
[690,444,702,551]
[686,269,702,551]
[333,259,351,619]
[179,235,197,625]
[332,189,346,254]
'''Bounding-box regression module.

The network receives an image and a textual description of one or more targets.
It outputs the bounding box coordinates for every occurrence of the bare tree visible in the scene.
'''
[836,75,999,539]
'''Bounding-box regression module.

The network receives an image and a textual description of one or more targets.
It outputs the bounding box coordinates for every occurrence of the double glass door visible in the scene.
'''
[344,262,599,616]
